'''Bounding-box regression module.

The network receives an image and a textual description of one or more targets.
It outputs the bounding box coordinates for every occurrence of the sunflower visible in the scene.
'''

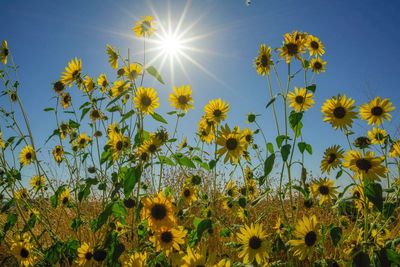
[150,226,187,256]
[107,122,120,137]
[216,124,246,164]
[59,188,71,207]
[310,178,337,205]
[11,241,36,267]
[182,247,215,267]
[89,109,104,122]
[108,133,130,160]
[134,87,160,114]
[181,186,198,205]
[122,252,147,267]
[197,116,215,144]
[30,175,46,191]
[178,137,188,151]
[52,80,65,94]
[305,35,325,56]
[278,32,306,63]
[359,97,395,126]
[59,122,72,140]
[288,215,320,260]
[320,145,344,174]
[28,208,39,219]
[288,87,314,112]
[0,131,5,149]
[222,197,237,212]
[61,58,82,87]
[204,98,229,124]
[133,16,156,37]
[254,44,273,76]
[343,150,387,181]
[352,185,373,212]
[124,63,142,80]
[19,145,35,166]
[137,136,162,157]
[321,94,357,130]
[244,165,254,181]
[77,242,94,266]
[82,76,94,93]
[169,84,194,112]
[114,221,127,236]
[1,40,9,64]
[241,128,253,146]
[237,223,269,265]
[214,259,232,267]
[240,178,259,200]
[75,133,92,149]
[273,216,285,239]
[309,57,326,74]
[141,191,176,230]
[60,92,72,109]
[106,44,118,69]
[111,80,130,98]
[97,74,109,93]
[225,180,239,198]
[15,188,29,200]
[389,140,400,158]
[368,127,387,145]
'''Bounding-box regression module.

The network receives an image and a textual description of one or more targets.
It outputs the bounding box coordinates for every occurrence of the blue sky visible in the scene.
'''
[1,0,400,182]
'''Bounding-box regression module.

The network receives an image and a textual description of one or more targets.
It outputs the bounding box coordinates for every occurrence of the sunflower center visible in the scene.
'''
[56,147,61,153]
[142,21,151,32]
[213,109,222,118]
[72,70,80,78]
[85,252,93,260]
[53,81,64,92]
[286,43,299,55]
[327,153,337,164]
[151,204,167,220]
[260,54,269,67]
[160,231,173,243]
[4,48,9,56]
[91,110,100,118]
[371,106,383,116]
[375,133,384,140]
[226,138,238,150]
[333,107,346,119]
[313,61,322,70]
[141,95,152,107]
[102,80,108,87]
[353,191,361,199]
[355,158,372,172]
[245,134,251,142]
[116,141,123,151]
[249,236,262,250]
[227,189,233,196]
[148,144,157,153]
[304,231,317,246]
[183,189,191,197]
[318,185,329,195]
[295,95,304,104]
[79,138,86,145]
[62,197,69,205]
[25,152,32,160]
[20,248,29,258]
[310,41,319,50]
[178,95,188,105]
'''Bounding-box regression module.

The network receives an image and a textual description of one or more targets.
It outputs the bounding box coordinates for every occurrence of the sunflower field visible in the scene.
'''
[0,15,400,267]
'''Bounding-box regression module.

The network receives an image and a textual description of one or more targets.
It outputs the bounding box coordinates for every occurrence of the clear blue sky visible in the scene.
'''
[1,0,400,182]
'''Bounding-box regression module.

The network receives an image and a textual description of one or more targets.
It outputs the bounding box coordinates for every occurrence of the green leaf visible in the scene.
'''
[121,110,135,123]
[69,119,80,129]
[43,107,55,112]
[80,107,90,121]
[267,142,274,154]
[306,84,316,93]
[100,149,112,165]
[123,166,141,198]
[329,226,342,247]
[151,112,168,124]
[112,201,127,223]
[364,182,383,211]
[94,203,113,232]
[146,66,165,85]
[175,155,196,168]
[265,96,276,109]
[276,135,289,149]
[289,111,303,129]
[387,249,400,264]
[195,219,212,243]
[336,169,343,179]
[298,142,312,155]
[263,153,275,178]
[383,202,396,218]
[159,155,176,166]
[107,105,121,113]
[281,144,291,162]
[219,227,231,237]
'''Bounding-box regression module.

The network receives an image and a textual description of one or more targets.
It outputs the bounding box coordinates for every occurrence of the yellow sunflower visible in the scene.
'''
[178,137,188,151]
[343,150,387,181]
[89,109,104,122]
[75,133,92,149]
[352,185,373,212]
[181,186,198,205]
[52,80,65,94]
[133,16,156,37]
[61,58,82,87]
[106,44,119,69]
[124,63,142,80]
[241,128,253,146]
[133,87,160,114]
[141,191,176,230]
[305,35,325,56]
[97,74,109,93]
[225,180,239,198]
[309,57,326,74]
[254,44,273,76]
[237,223,269,265]
[122,251,147,267]
[59,188,71,207]
[278,32,306,63]
[182,247,215,267]
[111,80,130,98]
[288,215,320,261]
[204,98,229,124]
[216,124,246,164]
[389,140,400,158]
[108,133,130,161]
[359,97,395,126]
[60,92,72,109]
[15,188,29,200]
[77,242,94,266]
[368,127,387,145]
[273,216,285,239]
[393,141,400,157]
[107,122,120,137]
[19,145,35,166]
[1,40,9,64]
[82,75,94,94]
[30,175,46,191]
[320,145,344,174]
[240,178,259,200]
[310,178,337,205]
[197,116,215,143]
[52,145,63,164]
[114,221,127,236]
[137,136,162,157]
[321,94,357,130]
[0,131,5,149]
[287,86,314,112]
[150,226,187,256]
[11,241,36,267]
[169,84,194,112]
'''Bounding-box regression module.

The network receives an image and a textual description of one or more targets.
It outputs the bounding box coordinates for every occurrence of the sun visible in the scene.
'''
[160,33,183,58]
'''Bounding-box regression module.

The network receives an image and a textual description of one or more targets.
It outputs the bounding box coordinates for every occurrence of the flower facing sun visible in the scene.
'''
[149,226,187,256]
[97,74,109,93]
[343,150,387,181]
[254,44,273,76]
[169,84,194,112]
[309,57,326,74]
[30,175,46,191]
[1,40,9,64]
[359,97,395,126]
[204,98,229,124]
[310,178,337,205]
[368,127,387,145]
[77,242,94,266]
[278,31,306,63]
[142,191,176,230]
[305,35,325,57]
[321,94,357,130]
[19,145,36,166]
[133,16,156,37]
[237,223,269,265]
[288,215,320,261]
[320,145,344,174]
[106,44,119,69]
[134,87,160,114]
[61,58,82,87]
[123,63,142,80]
[287,86,314,112]
[11,240,36,267]
[217,124,246,164]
